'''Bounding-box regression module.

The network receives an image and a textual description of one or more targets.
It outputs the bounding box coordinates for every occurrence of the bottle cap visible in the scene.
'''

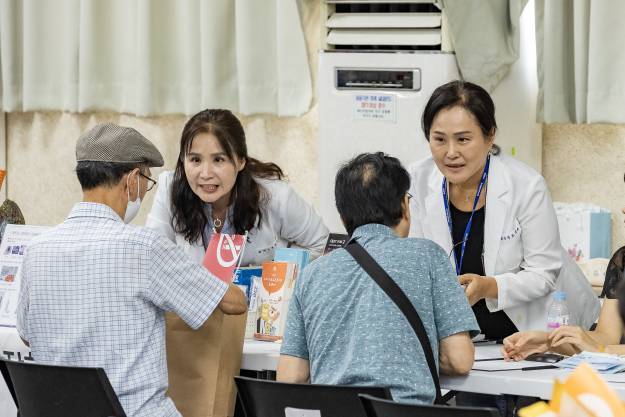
[553,291,566,301]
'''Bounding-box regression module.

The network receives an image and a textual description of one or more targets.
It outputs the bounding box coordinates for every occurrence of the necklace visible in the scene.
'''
[211,205,227,232]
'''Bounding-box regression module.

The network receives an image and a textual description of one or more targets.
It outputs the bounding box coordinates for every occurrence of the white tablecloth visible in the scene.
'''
[4,327,625,415]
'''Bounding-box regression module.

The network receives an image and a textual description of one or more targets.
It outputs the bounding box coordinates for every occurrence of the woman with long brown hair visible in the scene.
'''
[145,109,328,417]
[147,109,328,265]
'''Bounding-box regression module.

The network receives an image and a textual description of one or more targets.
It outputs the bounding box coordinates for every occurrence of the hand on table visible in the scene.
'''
[502,331,549,361]
[548,326,602,354]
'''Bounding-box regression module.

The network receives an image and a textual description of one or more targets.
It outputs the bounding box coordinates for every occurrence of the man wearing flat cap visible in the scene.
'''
[16,123,247,417]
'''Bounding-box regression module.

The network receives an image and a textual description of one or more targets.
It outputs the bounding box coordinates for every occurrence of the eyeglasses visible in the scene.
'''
[406,192,413,201]
[138,172,157,192]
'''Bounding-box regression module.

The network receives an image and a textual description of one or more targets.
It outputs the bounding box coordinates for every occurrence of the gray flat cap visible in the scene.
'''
[76,123,164,167]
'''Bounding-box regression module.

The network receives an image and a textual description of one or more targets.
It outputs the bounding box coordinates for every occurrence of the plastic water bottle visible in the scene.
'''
[546,291,570,331]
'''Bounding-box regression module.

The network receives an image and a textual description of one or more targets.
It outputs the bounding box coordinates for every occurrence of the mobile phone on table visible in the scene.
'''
[525,353,565,363]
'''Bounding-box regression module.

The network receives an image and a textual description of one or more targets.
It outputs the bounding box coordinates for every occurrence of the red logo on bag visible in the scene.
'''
[202,233,247,282]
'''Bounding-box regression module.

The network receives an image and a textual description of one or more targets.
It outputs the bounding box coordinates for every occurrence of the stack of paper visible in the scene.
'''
[555,352,625,374]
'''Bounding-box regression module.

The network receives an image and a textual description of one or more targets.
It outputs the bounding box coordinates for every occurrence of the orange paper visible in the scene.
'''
[520,363,625,417]
[261,262,288,294]
[254,261,297,341]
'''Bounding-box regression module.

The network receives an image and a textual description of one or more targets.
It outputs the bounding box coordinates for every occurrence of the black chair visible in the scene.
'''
[0,359,126,417]
[359,394,501,417]
[234,376,391,417]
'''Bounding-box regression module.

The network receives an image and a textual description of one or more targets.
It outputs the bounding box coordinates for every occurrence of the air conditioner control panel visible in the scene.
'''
[336,68,421,90]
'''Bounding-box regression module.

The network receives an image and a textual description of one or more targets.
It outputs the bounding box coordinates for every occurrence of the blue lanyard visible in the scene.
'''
[442,154,490,275]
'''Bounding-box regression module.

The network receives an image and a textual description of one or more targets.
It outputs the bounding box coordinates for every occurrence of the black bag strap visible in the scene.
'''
[345,240,443,404]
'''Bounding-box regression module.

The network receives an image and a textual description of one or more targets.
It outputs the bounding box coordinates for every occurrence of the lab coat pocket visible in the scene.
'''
[498,218,523,271]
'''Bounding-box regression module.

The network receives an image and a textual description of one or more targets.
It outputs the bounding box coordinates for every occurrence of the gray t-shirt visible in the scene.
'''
[281,223,479,404]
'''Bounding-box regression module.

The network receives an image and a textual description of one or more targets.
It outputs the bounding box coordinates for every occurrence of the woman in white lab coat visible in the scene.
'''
[145,109,329,415]
[146,109,329,265]
[408,80,563,339]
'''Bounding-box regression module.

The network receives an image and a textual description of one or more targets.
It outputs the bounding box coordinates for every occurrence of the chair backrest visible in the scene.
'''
[0,359,126,417]
[234,376,392,417]
[359,394,501,417]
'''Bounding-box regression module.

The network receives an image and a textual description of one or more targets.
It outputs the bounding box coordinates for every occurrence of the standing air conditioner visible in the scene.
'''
[318,1,460,233]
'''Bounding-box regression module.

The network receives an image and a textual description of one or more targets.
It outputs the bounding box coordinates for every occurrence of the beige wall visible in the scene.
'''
[13,114,625,254]
[543,124,625,251]
[6,106,320,227]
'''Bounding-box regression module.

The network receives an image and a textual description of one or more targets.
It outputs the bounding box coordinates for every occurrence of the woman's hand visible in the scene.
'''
[548,326,602,354]
[458,274,497,306]
[502,331,549,361]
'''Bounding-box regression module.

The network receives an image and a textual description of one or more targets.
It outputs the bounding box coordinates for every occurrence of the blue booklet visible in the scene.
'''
[233,266,263,303]
[274,248,310,277]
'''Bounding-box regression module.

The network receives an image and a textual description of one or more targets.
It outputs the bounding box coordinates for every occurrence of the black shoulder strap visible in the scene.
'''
[345,241,443,404]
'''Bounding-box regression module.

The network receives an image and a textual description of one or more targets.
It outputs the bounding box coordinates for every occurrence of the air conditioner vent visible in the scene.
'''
[327,0,436,5]
[327,29,441,49]
[324,1,443,50]
[327,13,441,29]
[333,3,438,13]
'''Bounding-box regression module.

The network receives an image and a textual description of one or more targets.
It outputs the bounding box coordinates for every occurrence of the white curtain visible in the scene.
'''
[536,0,625,123]
[0,0,312,117]
[438,0,528,92]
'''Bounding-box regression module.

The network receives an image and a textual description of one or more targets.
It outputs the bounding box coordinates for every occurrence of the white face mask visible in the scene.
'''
[124,171,142,224]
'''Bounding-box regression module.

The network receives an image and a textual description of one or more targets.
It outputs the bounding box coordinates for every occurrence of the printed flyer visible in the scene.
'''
[0,224,50,327]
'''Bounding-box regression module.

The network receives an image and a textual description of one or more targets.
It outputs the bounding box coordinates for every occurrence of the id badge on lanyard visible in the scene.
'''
[442,154,490,275]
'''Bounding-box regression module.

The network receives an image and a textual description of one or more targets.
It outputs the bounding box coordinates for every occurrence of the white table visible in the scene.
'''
[0,326,30,416]
[4,329,625,414]
[240,339,281,372]
[239,340,625,400]
[443,344,625,399]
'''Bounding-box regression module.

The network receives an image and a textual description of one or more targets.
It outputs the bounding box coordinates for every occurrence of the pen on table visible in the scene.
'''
[521,365,558,371]
[473,338,503,345]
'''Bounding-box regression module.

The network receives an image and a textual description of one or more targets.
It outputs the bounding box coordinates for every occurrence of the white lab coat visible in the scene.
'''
[146,171,329,266]
[409,154,570,332]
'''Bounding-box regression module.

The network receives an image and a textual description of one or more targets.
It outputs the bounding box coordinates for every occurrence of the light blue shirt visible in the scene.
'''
[281,223,479,404]
[17,202,228,417]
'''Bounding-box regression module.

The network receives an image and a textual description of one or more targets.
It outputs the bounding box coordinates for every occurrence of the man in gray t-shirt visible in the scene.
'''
[278,152,479,404]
